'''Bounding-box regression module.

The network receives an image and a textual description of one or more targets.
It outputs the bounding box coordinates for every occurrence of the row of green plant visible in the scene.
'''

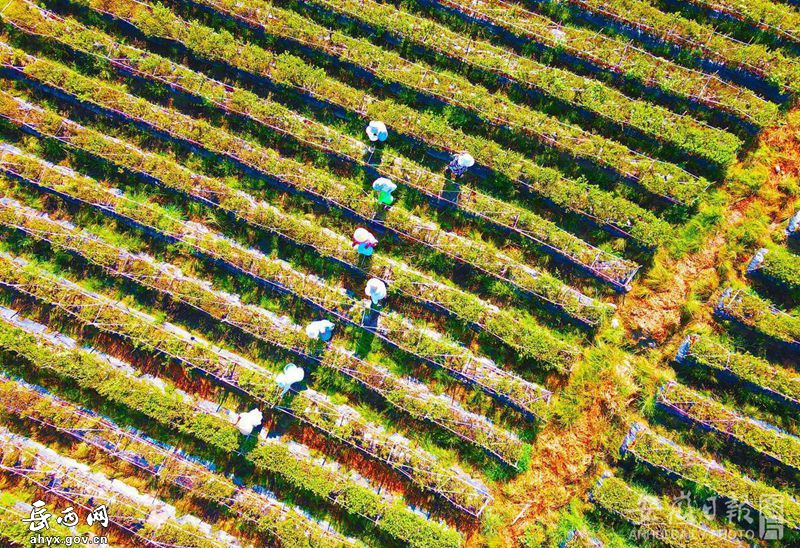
[0,375,349,548]
[677,334,800,409]
[0,308,462,547]
[0,1,617,320]
[0,490,88,544]
[38,0,674,247]
[286,388,495,513]
[0,429,240,548]
[680,0,800,45]
[748,246,800,296]
[563,0,800,93]
[623,424,800,529]
[0,42,620,330]
[0,171,547,413]
[138,0,714,200]
[657,381,800,472]
[715,287,800,347]
[0,151,540,463]
[0,91,588,363]
[590,473,738,547]
[198,0,742,166]
[0,243,504,502]
[428,0,777,126]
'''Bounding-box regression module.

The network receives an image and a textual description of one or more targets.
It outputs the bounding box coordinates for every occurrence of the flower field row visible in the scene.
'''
[746,246,800,296]
[657,381,800,472]
[0,430,237,547]
[0,144,556,416]
[0,243,512,499]
[715,287,800,350]
[428,0,778,126]
[0,96,582,366]
[680,0,800,45]
[0,42,633,311]
[0,306,462,547]
[0,2,623,318]
[125,0,717,199]
[0,374,350,547]
[197,0,742,165]
[590,472,742,547]
[561,0,800,94]
[621,423,800,530]
[0,176,551,418]
[676,334,800,410]
[42,0,685,235]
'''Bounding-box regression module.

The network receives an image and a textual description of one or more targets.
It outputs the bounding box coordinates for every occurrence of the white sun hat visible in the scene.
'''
[366,121,388,142]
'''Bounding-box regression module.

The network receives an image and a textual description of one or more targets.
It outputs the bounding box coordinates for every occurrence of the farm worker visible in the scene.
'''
[446,152,474,179]
[275,363,305,396]
[353,227,378,256]
[366,121,388,142]
[305,319,335,342]
[235,408,263,435]
[372,177,397,206]
[365,277,387,306]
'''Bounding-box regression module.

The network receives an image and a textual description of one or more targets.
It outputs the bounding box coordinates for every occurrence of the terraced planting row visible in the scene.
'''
[656,381,800,472]
[620,423,800,530]
[715,287,800,351]
[0,45,637,318]
[23,0,688,246]
[0,245,521,494]
[0,429,239,547]
[678,0,800,45]
[197,0,742,166]
[0,96,586,369]
[0,374,349,547]
[69,0,719,201]
[0,168,552,417]
[0,304,461,546]
[0,0,654,290]
[589,473,743,547]
[554,0,800,94]
[423,0,778,126]
[676,333,800,410]
[747,246,800,295]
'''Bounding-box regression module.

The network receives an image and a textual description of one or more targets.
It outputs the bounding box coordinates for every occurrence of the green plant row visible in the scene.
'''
[0,1,615,323]
[0,152,538,464]
[0,375,351,548]
[0,91,587,363]
[0,44,622,326]
[0,192,513,494]
[293,0,742,164]
[681,0,800,45]
[0,168,553,419]
[658,381,800,472]
[715,287,800,347]
[678,334,800,409]
[132,0,716,199]
[0,246,498,508]
[563,0,800,93]
[0,490,87,545]
[749,246,800,296]
[590,473,741,547]
[40,0,673,246]
[0,428,241,548]
[624,424,800,530]
[431,0,777,126]
[0,310,461,548]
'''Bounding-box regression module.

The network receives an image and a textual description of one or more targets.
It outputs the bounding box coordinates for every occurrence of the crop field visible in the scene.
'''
[0,0,796,545]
